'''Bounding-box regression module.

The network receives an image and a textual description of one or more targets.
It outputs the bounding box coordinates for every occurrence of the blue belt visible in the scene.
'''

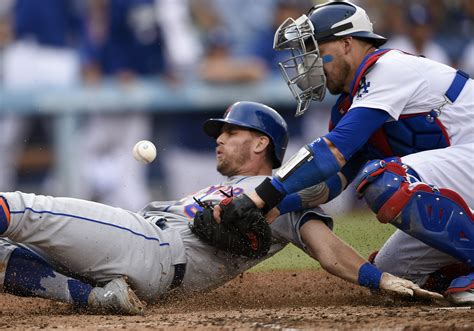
[445,70,470,103]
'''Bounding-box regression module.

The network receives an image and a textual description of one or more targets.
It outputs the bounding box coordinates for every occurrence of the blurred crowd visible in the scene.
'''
[0,0,472,212]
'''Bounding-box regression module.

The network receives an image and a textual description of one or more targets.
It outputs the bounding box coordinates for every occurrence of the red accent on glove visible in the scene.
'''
[368,250,379,264]
[219,197,234,207]
[246,233,258,251]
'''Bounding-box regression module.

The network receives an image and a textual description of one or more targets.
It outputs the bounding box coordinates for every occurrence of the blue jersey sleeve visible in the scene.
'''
[325,107,390,160]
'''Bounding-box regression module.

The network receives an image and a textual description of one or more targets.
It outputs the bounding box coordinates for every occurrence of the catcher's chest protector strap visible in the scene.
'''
[355,158,474,267]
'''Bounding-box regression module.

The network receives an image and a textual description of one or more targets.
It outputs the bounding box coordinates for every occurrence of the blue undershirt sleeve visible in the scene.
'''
[340,151,368,186]
[325,107,390,160]
[277,193,302,215]
[325,174,343,202]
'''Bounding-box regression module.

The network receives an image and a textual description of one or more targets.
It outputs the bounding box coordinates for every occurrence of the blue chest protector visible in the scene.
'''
[330,103,451,159]
[329,49,451,160]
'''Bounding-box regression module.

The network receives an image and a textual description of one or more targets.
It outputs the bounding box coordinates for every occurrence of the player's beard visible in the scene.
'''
[216,141,252,177]
[326,58,350,95]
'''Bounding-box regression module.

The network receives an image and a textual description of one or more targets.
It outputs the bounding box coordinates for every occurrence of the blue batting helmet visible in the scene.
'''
[203,101,289,168]
[308,1,387,47]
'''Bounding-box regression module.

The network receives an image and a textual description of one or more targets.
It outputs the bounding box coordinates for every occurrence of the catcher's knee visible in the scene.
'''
[355,157,474,266]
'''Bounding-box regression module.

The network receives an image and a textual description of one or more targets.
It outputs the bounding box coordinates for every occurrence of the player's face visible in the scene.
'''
[215,124,255,177]
[318,40,351,95]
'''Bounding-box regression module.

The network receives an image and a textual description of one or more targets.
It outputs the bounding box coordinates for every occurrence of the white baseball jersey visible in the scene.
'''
[0,176,330,302]
[352,50,473,146]
[352,50,474,283]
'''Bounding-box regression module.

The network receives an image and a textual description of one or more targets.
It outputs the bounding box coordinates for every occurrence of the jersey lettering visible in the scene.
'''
[356,77,371,99]
[182,185,245,219]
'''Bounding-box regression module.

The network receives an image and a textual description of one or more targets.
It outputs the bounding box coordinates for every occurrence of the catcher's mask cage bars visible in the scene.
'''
[274,15,327,117]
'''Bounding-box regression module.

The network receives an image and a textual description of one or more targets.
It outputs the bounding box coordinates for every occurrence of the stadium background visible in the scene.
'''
[0,0,471,215]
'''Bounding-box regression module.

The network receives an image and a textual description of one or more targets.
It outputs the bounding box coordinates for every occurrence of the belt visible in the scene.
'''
[445,70,470,103]
[154,217,169,230]
[153,218,186,289]
[169,263,186,290]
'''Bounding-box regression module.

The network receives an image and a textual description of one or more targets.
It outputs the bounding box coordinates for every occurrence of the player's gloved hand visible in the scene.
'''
[191,204,272,259]
[213,194,259,225]
[379,272,444,300]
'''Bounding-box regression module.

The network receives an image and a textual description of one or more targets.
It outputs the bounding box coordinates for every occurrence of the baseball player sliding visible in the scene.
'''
[212,1,474,305]
[0,102,441,315]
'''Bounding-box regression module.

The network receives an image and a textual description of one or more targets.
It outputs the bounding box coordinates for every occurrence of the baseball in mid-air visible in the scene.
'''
[133,140,157,163]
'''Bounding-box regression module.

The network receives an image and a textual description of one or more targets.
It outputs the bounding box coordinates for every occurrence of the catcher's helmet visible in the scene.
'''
[307,1,387,47]
[203,101,288,168]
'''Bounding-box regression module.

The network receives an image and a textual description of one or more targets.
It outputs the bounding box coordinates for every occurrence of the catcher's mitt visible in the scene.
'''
[190,195,271,258]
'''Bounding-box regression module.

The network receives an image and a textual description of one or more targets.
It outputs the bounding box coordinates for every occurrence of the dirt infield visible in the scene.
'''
[1,269,472,330]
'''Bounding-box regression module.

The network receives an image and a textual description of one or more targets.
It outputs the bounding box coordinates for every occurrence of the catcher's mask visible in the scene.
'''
[274,1,387,117]
[203,101,288,168]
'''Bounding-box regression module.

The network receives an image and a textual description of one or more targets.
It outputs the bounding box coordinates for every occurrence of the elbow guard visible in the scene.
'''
[255,138,341,211]
[273,138,341,195]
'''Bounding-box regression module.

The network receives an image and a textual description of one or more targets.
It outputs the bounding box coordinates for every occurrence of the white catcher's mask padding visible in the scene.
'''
[274,16,326,117]
[295,54,326,100]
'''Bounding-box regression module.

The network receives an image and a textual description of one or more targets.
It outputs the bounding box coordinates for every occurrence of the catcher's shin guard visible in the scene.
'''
[355,158,474,267]
[445,272,474,305]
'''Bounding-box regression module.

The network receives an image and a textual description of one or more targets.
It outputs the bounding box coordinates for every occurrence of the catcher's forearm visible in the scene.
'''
[297,172,347,208]
[277,173,347,215]
[252,138,342,212]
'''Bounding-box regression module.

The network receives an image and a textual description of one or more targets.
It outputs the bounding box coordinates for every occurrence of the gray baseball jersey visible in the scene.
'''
[0,176,330,303]
[140,175,331,292]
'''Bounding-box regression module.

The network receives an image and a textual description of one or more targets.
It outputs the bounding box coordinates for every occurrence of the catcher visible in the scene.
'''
[0,102,441,315]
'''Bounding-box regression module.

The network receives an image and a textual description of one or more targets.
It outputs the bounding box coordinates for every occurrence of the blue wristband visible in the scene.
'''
[325,174,343,201]
[277,193,302,215]
[358,262,382,289]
